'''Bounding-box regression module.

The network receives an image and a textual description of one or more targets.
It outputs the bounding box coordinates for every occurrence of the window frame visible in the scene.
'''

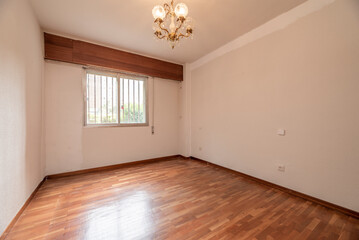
[83,68,149,128]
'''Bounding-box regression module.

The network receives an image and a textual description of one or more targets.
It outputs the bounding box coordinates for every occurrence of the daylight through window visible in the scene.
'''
[85,70,147,126]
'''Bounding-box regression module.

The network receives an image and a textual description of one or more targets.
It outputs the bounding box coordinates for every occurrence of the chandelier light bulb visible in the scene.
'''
[152,5,166,20]
[174,3,188,18]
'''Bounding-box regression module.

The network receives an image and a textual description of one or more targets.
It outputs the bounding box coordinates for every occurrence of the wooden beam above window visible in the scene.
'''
[44,33,183,81]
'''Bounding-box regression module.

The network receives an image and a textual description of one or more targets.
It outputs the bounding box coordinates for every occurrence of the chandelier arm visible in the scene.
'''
[174,20,184,36]
[155,35,167,40]
[157,22,170,35]
[163,3,171,13]
[178,32,190,39]
[165,11,171,19]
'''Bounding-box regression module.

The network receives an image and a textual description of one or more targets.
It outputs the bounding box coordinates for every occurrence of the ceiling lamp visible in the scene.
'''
[152,0,193,49]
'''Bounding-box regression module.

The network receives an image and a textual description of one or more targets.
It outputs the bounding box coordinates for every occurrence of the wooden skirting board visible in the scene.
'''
[0,155,180,239]
[0,178,47,240]
[1,154,358,239]
[46,154,359,218]
[188,156,359,219]
[46,155,181,179]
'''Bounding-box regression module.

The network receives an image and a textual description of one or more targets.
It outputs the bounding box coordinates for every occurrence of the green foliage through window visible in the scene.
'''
[86,72,147,126]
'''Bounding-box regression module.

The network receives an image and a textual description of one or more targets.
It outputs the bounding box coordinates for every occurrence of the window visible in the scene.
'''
[85,70,148,126]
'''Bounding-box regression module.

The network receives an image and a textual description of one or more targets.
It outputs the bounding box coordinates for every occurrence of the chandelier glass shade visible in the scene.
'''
[152,0,193,49]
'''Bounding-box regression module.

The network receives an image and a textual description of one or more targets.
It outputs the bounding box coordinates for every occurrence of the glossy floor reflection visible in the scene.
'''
[4,157,359,239]
[85,191,154,240]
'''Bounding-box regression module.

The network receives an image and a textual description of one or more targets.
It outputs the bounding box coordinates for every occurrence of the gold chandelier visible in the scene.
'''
[152,0,193,49]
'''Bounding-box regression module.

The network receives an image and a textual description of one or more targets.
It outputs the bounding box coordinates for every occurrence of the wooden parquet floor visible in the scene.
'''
[4,158,359,240]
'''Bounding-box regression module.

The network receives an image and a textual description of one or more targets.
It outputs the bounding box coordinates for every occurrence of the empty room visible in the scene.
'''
[0,0,358,239]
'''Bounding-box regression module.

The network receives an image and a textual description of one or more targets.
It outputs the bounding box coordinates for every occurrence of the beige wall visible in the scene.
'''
[44,61,179,175]
[178,64,192,157]
[190,0,359,211]
[0,0,44,234]
[1,1,358,235]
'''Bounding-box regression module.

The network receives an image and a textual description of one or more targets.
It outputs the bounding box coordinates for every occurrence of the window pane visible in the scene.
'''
[86,71,146,126]
[86,72,118,125]
[87,74,96,124]
[139,81,145,123]
[120,77,146,124]
[121,78,129,123]
[95,75,101,123]
[113,77,118,123]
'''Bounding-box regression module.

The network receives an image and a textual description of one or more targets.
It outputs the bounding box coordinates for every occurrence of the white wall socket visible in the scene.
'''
[277,129,286,136]
[278,164,285,172]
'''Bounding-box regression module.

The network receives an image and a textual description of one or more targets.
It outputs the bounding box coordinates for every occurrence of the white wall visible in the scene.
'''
[44,61,180,175]
[1,1,357,235]
[190,0,359,211]
[178,64,192,157]
[0,0,44,234]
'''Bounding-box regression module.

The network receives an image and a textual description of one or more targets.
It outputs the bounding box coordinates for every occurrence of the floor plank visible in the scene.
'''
[4,158,359,239]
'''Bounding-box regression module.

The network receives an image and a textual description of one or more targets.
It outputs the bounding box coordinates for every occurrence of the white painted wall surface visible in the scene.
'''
[0,0,44,233]
[190,0,359,211]
[178,64,192,157]
[1,1,358,235]
[44,61,179,175]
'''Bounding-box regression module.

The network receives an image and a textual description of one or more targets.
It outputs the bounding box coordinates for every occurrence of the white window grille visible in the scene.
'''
[85,70,148,126]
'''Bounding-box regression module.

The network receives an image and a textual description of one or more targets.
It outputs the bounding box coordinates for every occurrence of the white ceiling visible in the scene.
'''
[30,0,307,64]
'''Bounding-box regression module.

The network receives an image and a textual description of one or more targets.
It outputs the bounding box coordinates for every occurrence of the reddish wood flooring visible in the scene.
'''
[4,158,359,239]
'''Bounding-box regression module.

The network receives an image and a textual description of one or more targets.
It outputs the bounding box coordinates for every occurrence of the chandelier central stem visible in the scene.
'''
[170,14,176,34]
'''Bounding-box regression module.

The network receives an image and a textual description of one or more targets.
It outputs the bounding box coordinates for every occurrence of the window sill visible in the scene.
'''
[83,123,149,128]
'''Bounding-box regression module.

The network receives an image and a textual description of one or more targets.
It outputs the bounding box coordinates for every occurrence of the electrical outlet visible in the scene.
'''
[277,129,286,136]
[278,164,285,172]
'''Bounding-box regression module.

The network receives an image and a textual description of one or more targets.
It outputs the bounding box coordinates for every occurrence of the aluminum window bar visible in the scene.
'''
[94,75,97,124]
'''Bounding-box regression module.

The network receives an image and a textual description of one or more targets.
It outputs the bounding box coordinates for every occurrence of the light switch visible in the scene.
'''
[277,129,286,136]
